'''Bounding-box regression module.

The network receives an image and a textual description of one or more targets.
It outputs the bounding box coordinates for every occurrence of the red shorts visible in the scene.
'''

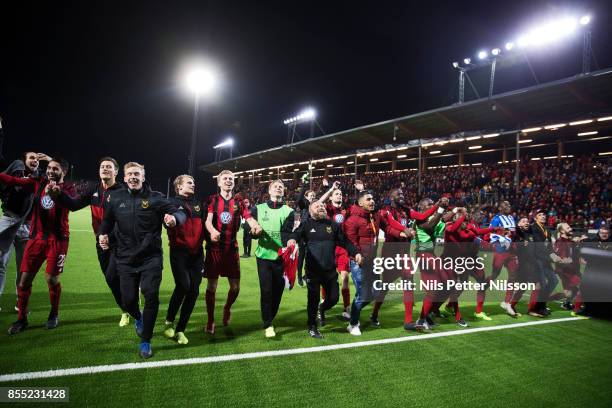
[556,267,581,290]
[20,237,69,276]
[492,251,518,277]
[334,246,350,272]
[203,248,240,279]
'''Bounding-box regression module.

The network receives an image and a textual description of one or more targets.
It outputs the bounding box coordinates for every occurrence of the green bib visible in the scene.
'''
[415,215,445,252]
[255,203,293,260]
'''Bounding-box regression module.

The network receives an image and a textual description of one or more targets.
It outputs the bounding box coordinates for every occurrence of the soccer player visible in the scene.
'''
[54,157,129,326]
[0,151,50,309]
[552,223,584,311]
[509,217,540,315]
[203,170,262,334]
[414,197,449,331]
[241,198,253,258]
[370,188,438,330]
[296,201,361,338]
[163,175,205,345]
[98,162,185,358]
[323,182,352,319]
[295,173,316,286]
[483,201,518,320]
[465,207,496,316]
[1,158,75,334]
[250,179,296,338]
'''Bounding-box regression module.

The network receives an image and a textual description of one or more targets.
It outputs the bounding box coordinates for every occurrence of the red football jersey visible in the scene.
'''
[206,193,251,251]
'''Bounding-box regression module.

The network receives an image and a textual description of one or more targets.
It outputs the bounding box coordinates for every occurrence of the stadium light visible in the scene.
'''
[326,164,333,168]
[430,150,441,155]
[450,138,465,143]
[347,161,354,164]
[370,158,378,162]
[518,139,532,144]
[580,15,591,25]
[183,64,219,96]
[293,168,299,171]
[577,131,598,136]
[213,138,234,149]
[491,48,501,56]
[465,136,481,141]
[397,154,407,158]
[463,58,471,65]
[597,116,612,122]
[468,145,482,150]
[180,60,221,175]
[478,50,488,60]
[570,119,593,125]
[505,42,514,50]
[482,133,500,138]
[283,108,316,125]
[452,61,459,68]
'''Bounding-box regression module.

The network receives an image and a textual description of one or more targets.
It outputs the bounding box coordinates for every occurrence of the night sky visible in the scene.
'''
[1,0,611,194]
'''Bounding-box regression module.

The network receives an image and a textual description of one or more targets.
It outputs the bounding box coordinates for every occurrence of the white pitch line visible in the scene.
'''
[0,317,585,382]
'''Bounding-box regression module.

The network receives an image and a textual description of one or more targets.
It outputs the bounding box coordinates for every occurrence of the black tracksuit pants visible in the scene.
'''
[166,247,204,332]
[306,273,339,327]
[257,257,285,328]
[96,243,125,312]
[119,257,162,343]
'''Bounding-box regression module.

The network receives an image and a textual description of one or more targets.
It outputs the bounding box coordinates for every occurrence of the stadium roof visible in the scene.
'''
[201,67,612,174]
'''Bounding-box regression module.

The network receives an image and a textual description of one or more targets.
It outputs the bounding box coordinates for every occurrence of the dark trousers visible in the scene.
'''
[535,258,559,303]
[96,244,124,312]
[243,234,252,256]
[306,274,339,326]
[166,248,203,332]
[256,257,285,328]
[119,260,162,343]
[297,242,306,282]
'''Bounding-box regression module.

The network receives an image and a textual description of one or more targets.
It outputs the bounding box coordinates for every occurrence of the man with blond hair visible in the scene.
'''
[203,170,261,334]
[249,179,297,338]
[99,162,186,358]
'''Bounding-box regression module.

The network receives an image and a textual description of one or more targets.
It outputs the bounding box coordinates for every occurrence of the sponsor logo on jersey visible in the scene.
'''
[119,202,126,208]
[220,211,232,224]
[141,200,149,209]
[41,194,55,210]
[194,205,201,212]
[310,228,316,233]
[334,214,345,224]
[93,192,99,197]
[326,226,332,234]
[400,218,408,226]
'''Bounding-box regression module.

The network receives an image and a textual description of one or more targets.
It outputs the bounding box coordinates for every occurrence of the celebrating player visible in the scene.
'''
[250,179,296,338]
[98,162,185,358]
[0,151,50,309]
[1,158,75,334]
[163,175,205,345]
[204,170,262,334]
[483,201,517,320]
[55,157,129,326]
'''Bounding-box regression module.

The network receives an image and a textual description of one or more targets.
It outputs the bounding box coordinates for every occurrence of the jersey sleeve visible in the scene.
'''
[0,173,37,190]
[489,216,501,227]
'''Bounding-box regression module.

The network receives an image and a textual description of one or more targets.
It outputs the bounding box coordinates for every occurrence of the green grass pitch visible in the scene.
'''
[1,209,611,407]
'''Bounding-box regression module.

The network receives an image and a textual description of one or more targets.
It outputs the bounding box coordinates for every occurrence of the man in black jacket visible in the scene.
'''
[530,209,559,317]
[98,162,186,359]
[296,201,362,339]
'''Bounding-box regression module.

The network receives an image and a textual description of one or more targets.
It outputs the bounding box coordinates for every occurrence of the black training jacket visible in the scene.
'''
[99,182,186,268]
[295,217,358,280]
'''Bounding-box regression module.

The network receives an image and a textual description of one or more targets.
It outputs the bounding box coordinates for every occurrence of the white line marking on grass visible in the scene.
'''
[0,317,585,382]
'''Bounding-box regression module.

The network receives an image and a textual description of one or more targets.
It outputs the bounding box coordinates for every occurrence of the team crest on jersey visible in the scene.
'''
[107,194,111,202]
[233,204,238,211]
[41,194,55,210]
[141,200,149,209]
[334,214,344,223]
[326,226,332,234]
[400,218,408,227]
[220,211,232,224]
[194,205,201,212]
